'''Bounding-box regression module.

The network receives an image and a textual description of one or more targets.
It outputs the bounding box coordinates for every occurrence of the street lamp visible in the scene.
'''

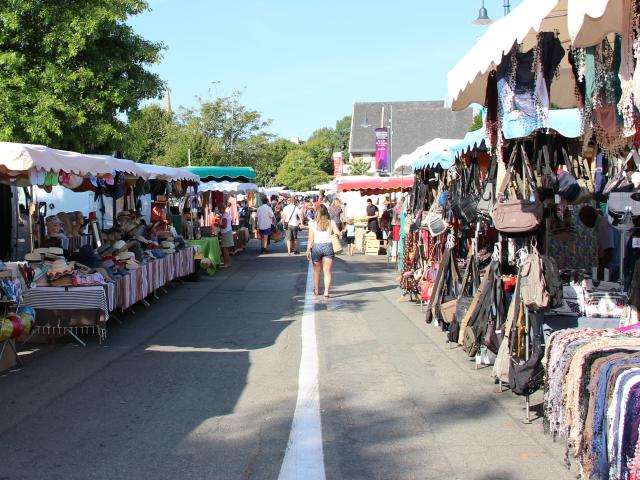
[472,0,511,25]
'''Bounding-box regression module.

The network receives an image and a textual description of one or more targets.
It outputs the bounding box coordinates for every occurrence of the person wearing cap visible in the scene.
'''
[218,202,233,269]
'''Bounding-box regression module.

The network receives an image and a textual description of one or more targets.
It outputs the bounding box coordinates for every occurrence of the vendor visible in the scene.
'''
[579,206,621,281]
[365,198,380,238]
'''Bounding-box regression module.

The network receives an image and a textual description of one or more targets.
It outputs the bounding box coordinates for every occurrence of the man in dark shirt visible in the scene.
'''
[366,198,380,238]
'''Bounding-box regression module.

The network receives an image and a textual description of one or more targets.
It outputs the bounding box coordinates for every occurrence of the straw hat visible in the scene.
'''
[34,248,49,255]
[125,259,140,270]
[112,240,127,253]
[153,195,168,204]
[45,215,62,225]
[161,241,175,249]
[117,251,135,261]
[25,252,42,263]
[48,247,64,256]
[48,259,74,275]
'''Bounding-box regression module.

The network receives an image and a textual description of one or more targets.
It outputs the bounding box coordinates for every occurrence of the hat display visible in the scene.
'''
[34,248,49,255]
[25,252,42,263]
[71,245,100,269]
[100,259,115,269]
[154,195,168,204]
[47,259,74,278]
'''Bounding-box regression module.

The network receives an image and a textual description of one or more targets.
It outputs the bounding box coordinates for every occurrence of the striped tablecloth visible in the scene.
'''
[117,247,196,311]
[24,285,109,323]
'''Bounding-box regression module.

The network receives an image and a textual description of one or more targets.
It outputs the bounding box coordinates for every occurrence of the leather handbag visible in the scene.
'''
[460,162,480,223]
[477,159,497,220]
[491,144,543,235]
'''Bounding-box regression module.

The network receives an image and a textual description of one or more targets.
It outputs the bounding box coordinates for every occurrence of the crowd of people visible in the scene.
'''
[244,192,404,297]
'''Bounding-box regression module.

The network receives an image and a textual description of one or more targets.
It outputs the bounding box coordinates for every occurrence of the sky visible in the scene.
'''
[129,0,523,140]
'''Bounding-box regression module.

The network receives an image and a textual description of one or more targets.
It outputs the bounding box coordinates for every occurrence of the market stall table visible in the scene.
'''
[188,238,222,275]
[24,285,111,344]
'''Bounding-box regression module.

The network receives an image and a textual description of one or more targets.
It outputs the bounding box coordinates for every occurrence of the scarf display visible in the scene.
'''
[544,328,640,479]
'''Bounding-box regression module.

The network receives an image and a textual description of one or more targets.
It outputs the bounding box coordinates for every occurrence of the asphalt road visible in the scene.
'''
[0,236,576,480]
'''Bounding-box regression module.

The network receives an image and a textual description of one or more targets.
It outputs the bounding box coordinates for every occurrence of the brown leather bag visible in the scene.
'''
[491,144,543,235]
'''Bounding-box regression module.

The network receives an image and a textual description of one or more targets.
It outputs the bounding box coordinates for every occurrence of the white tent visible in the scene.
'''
[394,138,462,174]
[448,0,631,111]
[0,142,199,182]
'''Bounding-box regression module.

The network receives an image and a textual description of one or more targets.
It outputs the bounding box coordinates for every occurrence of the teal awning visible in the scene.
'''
[185,166,256,182]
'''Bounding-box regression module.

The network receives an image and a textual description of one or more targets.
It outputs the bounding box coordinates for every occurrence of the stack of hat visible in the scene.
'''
[46,258,75,286]
[116,250,140,271]
[161,240,176,255]
[44,247,65,262]
[24,252,43,263]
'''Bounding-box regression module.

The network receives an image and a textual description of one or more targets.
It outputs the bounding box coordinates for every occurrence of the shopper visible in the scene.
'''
[256,198,276,254]
[307,204,342,298]
[380,197,393,251]
[328,198,345,232]
[282,197,303,255]
[578,205,621,280]
[345,217,356,256]
[365,198,380,238]
[218,202,233,269]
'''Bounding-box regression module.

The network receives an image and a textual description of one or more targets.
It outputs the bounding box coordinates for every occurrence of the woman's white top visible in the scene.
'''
[310,220,334,244]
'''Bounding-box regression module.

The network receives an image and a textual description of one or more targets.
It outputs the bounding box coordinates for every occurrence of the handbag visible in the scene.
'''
[607,191,640,228]
[536,145,557,201]
[477,159,497,220]
[508,347,544,396]
[424,186,447,236]
[557,147,581,201]
[460,162,480,223]
[331,234,343,254]
[491,144,543,236]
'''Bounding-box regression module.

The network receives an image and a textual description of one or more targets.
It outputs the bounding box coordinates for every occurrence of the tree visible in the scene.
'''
[0,1,165,152]
[333,115,351,155]
[348,160,372,176]
[254,138,297,186]
[275,149,330,191]
[123,105,176,164]
[468,112,483,132]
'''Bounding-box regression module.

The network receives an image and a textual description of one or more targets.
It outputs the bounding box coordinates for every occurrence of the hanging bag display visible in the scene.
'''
[536,144,557,201]
[491,144,543,235]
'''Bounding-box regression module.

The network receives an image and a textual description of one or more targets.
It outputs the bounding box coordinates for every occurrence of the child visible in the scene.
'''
[345,218,356,256]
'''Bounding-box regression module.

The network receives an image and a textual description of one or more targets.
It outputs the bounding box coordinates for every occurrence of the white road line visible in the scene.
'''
[278,260,326,480]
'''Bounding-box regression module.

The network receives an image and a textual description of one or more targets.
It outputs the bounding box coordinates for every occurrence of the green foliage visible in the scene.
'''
[254,138,297,186]
[275,149,330,191]
[304,115,352,175]
[468,112,483,132]
[0,0,164,151]
[348,160,372,176]
[123,105,176,164]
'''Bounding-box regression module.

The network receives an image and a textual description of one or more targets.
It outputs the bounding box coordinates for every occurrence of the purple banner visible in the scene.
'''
[375,128,389,171]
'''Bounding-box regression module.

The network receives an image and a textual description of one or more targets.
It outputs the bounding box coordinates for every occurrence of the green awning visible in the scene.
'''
[185,166,256,182]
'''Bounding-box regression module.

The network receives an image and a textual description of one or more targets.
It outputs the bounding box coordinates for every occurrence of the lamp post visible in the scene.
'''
[472,0,511,25]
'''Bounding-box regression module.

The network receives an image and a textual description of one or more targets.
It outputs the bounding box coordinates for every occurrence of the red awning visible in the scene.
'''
[337,176,414,195]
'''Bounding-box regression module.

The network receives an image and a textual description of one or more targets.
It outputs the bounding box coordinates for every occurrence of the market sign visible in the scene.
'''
[375,128,389,172]
[332,152,343,178]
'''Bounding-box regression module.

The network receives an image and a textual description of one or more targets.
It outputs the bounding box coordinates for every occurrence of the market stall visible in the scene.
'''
[0,142,201,348]
[398,1,640,476]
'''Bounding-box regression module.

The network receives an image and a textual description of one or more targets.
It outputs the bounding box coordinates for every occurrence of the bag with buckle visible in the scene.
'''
[424,187,447,237]
[460,162,480,223]
[478,159,497,220]
[492,144,543,236]
[508,347,544,396]
[519,245,562,311]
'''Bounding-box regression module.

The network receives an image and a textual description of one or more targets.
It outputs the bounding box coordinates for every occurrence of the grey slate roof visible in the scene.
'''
[349,101,473,162]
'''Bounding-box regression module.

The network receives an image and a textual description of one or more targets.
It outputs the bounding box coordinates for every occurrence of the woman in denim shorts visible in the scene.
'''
[306,204,343,298]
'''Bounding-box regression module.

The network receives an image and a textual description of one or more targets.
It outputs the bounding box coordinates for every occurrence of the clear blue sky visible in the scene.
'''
[129,0,523,140]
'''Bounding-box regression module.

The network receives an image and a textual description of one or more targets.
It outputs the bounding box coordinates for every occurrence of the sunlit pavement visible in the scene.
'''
[0,236,574,480]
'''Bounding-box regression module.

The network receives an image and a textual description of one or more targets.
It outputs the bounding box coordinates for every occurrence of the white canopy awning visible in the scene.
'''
[394,138,462,173]
[447,0,575,111]
[198,181,258,193]
[568,0,624,48]
[0,142,199,182]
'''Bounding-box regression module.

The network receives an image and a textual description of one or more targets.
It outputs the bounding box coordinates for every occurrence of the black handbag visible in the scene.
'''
[477,159,497,220]
[508,347,544,396]
[460,162,480,223]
